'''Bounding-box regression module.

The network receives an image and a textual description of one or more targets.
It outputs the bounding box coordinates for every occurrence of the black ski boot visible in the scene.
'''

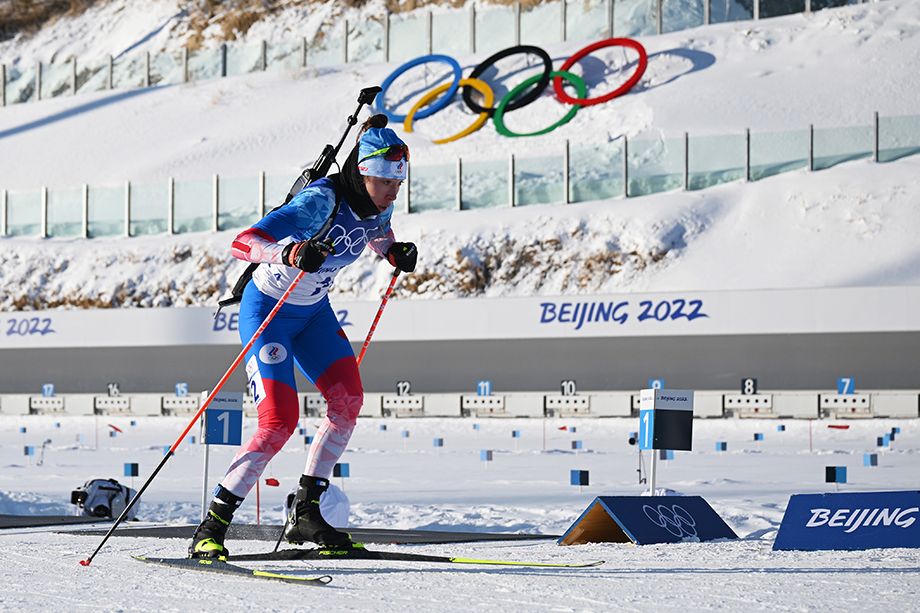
[284,475,352,548]
[189,486,243,560]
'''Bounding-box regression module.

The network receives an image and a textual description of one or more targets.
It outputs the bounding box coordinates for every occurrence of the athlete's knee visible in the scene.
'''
[255,378,300,437]
[316,357,364,423]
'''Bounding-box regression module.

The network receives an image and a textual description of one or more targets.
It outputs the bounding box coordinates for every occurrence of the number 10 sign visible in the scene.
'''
[204,392,244,446]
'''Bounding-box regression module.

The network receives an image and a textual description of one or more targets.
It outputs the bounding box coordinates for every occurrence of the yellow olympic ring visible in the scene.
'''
[403,78,494,145]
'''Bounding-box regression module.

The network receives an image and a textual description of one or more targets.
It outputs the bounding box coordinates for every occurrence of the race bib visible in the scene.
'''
[246,355,266,406]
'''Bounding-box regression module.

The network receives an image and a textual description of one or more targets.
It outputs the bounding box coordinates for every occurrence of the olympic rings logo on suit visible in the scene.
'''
[375,38,648,143]
[642,504,698,538]
[326,224,369,256]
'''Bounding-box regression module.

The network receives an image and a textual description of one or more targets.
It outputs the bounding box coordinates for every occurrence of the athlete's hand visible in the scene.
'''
[282,239,335,273]
[386,242,417,273]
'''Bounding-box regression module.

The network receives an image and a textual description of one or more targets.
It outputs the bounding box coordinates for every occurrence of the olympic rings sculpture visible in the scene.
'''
[376,38,648,143]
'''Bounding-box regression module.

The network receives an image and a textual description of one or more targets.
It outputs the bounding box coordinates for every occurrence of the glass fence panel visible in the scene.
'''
[227,42,265,75]
[516,154,564,206]
[264,174,294,215]
[6,189,41,236]
[568,140,625,202]
[760,0,806,19]
[879,115,920,163]
[615,0,657,37]
[47,187,83,237]
[174,178,213,234]
[566,0,609,42]
[6,63,37,105]
[474,6,516,56]
[75,57,109,94]
[88,185,124,237]
[388,13,428,63]
[628,136,684,196]
[308,24,345,68]
[688,133,746,190]
[750,129,808,180]
[813,125,872,170]
[112,54,145,89]
[150,50,184,86]
[432,9,472,56]
[812,0,859,9]
[188,47,222,81]
[218,176,260,231]
[410,163,457,213]
[522,1,563,46]
[40,60,73,99]
[268,40,303,73]
[130,182,168,236]
[461,158,509,210]
[348,17,385,64]
[663,0,704,33]
[709,0,753,23]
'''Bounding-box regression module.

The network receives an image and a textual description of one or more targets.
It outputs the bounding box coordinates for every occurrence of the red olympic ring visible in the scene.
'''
[553,38,648,106]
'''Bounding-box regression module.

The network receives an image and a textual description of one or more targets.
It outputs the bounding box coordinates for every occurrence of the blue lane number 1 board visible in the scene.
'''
[639,388,694,451]
[204,392,244,446]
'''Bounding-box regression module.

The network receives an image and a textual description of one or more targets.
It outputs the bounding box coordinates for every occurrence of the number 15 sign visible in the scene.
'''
[204,392,244,446]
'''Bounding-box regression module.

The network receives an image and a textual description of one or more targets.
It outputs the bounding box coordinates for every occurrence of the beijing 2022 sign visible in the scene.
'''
[376,38,648,143]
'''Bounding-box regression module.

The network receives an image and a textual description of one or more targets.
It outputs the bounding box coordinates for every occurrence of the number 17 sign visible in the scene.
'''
[204,392,244,446]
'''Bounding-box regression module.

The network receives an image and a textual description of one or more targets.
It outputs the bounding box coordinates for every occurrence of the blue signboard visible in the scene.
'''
[570,470,589,486]
[480,449,493,462]
[204,392,243,446]
[774,491,920,551]
[559,496,737,546]
[638,409,655,450]
[836,377,855,394]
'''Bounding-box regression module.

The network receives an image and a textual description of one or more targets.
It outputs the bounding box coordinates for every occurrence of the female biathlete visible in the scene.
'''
[190,119,417,559]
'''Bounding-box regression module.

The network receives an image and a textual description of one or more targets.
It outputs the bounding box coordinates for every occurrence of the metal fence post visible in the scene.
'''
[745,128,751,181]
[405,162,412,214]
[261,40,268,71]
[107,55,113,90]
[258,171,266,217]
[302,37,308,68]
[168,177,175,235]
[514,2,521,45]
[1,63,6,106]
[344,20,349,64]
[426,12,433,54]
[623,136,629,197]
[144,51,150,87]
[40,186,48,238]
[873,111,879,162]
[1,189,7,236]
[182,48,189,82]
[213,174,220,232]
[683,132,689,190]
[71,57,77,95]
[808,124,814,171]
[563,139,570,204]
[125,181,132,237]
[806,0,811,13]
[36,60,42,101]
[221,44,228,77]
[82,184,89,238]
[456,157,463,211]
[704,0,710,25]
[384,12,391,62]
[561,0,567,42]
[509,153,516,207]
[754,0,760,20]
[608,0,614,37]
[657,0,663,35]
[470,4,476,53]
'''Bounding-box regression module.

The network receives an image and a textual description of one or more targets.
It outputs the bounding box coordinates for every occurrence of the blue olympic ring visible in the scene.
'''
[376,54,463,123]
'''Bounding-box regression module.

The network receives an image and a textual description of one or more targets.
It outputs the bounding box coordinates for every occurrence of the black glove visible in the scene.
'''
[386,242,417,273]
[281,239,334,273]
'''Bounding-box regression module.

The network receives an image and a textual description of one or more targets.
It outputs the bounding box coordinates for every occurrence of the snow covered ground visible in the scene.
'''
[2,414,919,610]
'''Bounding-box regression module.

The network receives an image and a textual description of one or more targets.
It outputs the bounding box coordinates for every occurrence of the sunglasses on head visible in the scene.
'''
[360,144,410,163]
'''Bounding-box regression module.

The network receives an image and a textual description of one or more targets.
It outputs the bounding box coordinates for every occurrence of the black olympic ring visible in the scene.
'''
[460,44,553,118]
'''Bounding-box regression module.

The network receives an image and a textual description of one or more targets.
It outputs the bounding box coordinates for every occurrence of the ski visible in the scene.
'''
[133,555,333,586]
[231,544,604,568]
